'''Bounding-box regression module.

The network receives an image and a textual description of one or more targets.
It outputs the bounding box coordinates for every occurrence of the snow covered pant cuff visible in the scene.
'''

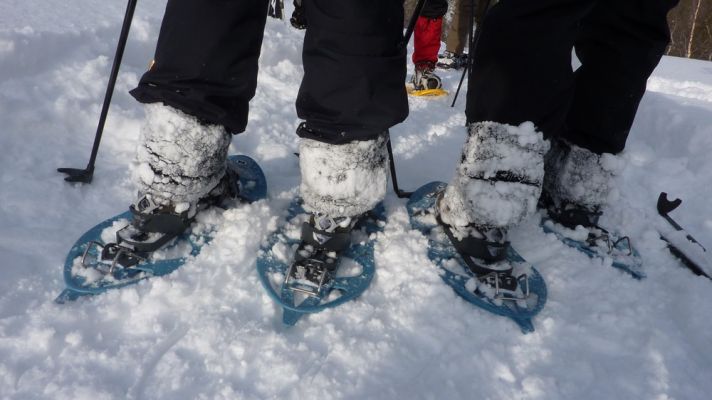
[543,139,623,211]
[133,103,231,209]
[439,121,549,229]
[299,134,388,218]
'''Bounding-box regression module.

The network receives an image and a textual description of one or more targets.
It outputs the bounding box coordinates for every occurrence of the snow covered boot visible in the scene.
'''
[538,139,642,277]
[411,61,443,91]
[285,127,388,295]
[438,121,549,299]
[113,104,233,263]
[541,139,622,229]
[437,51,468,70]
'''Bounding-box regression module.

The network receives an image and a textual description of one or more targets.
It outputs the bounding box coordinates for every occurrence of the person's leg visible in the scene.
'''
[440,0,478,69]
[411,15,445,89]
[296,0,407,145]
[296,0,406,217]
[446,0,477,55]
[410,0,448,88]
[543,0,679,224]
[125,0,269,250]
[562,0,679,154]
[447,0,597,229]
[131,0,269,135]
[439,0,597,290]
[290,0,407,286]
[465,0,596,136]
[413,16,444,67]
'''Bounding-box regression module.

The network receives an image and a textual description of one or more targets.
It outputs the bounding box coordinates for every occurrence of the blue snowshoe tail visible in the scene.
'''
[407,182,547,334]
[56,155,267,303]
[540,217,645,280]
[256,199,384,326]
[229,155,267,203]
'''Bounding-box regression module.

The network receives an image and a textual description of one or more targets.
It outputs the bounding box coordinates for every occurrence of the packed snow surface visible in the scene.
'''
[1,1,712,399]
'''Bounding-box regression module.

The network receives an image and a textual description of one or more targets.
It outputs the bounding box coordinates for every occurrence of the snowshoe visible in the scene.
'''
[407,181,547,333]
[55,155,267,303]
[408,62,447,97]
[540,199,644,279]
[256,199,385,326]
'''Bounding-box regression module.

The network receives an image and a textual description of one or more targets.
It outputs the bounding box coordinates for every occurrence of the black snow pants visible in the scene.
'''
[421,0,449,19]
[465,0,679,154]
[130,0,408,144]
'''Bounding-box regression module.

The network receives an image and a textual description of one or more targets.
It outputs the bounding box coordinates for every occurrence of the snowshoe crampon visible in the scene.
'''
[540,216,644,280]
[256,199,384,325]
[406,182,547,333]
[55,155,267,303]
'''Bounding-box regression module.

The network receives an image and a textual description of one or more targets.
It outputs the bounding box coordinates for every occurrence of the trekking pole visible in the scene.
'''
[58,0,138,184]
[401,0,429,48]
[451,0,491,108]
[387,137,413,198]
[387,0,429,199]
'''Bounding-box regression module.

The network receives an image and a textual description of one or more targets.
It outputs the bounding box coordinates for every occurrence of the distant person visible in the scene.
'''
[410,0,448,90]
[437,0,489,70]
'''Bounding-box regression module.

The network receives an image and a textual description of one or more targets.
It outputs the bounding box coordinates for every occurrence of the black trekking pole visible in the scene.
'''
[387,0,428,199]
[451,0,491,108]
[58,0,138,184]
[657,192,711,279]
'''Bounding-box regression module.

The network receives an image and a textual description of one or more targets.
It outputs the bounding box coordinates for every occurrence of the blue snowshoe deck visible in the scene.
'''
[55,155,267,303]
[406,182,547,333]
[540,216,645,280]
[256,199,384,326]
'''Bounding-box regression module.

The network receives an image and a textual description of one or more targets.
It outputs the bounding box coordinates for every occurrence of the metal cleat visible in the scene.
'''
[81,241,145,275]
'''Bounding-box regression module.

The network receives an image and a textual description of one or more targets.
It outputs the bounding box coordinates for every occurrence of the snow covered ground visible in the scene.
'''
[2,1,712,399]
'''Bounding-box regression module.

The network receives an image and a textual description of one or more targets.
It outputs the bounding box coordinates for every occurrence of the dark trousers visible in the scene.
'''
[130,0,408,144]
[421,0,449,18]
[465,0,679,154]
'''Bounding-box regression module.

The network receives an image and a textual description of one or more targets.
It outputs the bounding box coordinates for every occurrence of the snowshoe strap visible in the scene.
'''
[99,243,145,271]
[540,192,602,229]
[114,196,193,253]
[284,214,359,297]
[436,215,510,275]
[129,203,191,236]
[299,220,352,253]
[551,205,601,229]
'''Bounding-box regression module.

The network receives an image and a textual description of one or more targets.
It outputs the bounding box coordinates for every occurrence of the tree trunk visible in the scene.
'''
[667,0,712,61]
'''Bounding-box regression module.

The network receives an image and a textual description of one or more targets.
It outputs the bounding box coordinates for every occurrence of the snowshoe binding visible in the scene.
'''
[539,195,644,279]
[257,199,385,325]
[55,155,267,303]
